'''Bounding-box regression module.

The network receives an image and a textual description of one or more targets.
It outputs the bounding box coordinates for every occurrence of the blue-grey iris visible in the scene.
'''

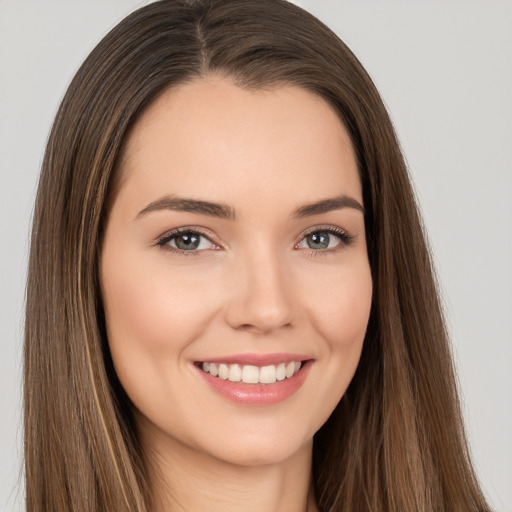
[175,232,200,250]
[306,232,330,250]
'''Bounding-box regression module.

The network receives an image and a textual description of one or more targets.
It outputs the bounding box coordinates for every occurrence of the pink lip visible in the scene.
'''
[199,352,311,366]
[195,358,313,406]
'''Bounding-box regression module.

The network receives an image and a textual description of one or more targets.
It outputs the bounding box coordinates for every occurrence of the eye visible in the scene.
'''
[295,227,353,252]
[156,228,218,254]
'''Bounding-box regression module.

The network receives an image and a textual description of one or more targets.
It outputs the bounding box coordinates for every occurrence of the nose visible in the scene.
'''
[224,247,294,334]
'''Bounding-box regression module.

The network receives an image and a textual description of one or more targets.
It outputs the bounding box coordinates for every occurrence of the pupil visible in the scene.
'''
[307,232,329,250]
[176,233,200,250]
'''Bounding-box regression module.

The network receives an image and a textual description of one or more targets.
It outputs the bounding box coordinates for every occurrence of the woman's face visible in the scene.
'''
[100,77,372,466]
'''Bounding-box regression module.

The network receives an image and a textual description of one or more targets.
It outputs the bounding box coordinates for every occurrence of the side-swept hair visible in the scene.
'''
[24,1,491,510]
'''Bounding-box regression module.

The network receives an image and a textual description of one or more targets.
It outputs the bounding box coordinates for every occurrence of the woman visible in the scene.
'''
[24,0,492,511]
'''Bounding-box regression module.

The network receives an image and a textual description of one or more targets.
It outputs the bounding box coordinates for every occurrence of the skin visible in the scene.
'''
[101,77,373,512]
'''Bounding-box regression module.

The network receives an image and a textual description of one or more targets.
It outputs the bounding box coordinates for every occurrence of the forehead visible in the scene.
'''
[117,77,361,215]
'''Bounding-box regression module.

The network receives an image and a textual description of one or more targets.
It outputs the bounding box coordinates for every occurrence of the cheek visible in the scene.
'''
[100,251,221,397]
[103,251,217,339]
[286,255,372,433]
[302,258,373,352]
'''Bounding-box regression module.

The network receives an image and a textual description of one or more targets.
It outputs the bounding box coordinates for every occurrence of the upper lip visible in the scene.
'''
[196,353,312,366]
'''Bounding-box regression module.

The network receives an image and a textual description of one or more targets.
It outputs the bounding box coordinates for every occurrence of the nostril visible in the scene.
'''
[235,321,292,334]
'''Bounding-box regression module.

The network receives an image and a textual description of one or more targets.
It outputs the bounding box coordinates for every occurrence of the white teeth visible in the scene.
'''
[218,364,229,380]
[260,365,277,384]
[276,363,286,381]
[228,364,242,382]
[201,361,304,384]
[242,365,260,384]
[285,361,295,378]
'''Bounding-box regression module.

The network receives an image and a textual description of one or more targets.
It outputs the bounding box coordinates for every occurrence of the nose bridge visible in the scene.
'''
[225,239,294,333]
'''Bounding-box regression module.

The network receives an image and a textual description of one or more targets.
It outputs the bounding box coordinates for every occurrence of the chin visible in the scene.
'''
[206,436,313,468]
[194,421,316,468]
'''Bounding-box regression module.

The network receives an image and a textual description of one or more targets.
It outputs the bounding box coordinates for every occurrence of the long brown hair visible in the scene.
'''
[24,1,491,510]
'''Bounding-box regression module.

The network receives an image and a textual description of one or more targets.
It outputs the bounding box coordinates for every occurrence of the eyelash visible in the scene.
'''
[298,226,354,257]
[155,227,217,257]
[155,225,354,257]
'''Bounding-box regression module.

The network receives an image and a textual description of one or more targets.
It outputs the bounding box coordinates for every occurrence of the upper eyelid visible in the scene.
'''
[156,226,218,244]
[299,224,348,236]
[297,224,353,245]
[157,223,349,238]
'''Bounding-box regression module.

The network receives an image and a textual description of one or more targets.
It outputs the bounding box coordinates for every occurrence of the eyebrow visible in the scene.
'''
[136,196,236,220]
[135,194,364,220]
[292,195,365,218]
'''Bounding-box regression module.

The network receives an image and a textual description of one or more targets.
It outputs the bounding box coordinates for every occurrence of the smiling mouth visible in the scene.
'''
[198,361,302,385]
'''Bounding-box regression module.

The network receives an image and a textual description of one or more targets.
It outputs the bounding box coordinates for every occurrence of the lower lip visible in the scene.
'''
[195,360,312,406]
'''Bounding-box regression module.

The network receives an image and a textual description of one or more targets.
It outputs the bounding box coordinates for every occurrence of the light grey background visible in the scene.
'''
[1,1,510,510]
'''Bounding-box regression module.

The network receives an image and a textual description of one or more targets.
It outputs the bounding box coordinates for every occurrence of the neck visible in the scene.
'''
[141,425,318,512]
